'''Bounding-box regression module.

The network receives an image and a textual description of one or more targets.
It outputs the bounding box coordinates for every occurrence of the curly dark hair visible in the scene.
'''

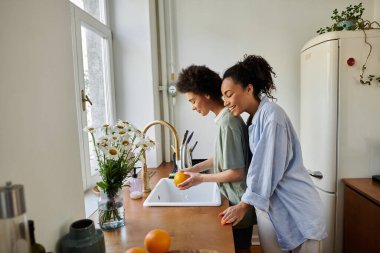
[223,55,277,100]
[176,65,222,102]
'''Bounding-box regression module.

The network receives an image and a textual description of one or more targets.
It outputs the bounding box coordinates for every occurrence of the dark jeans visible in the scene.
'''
[233,226,253,250]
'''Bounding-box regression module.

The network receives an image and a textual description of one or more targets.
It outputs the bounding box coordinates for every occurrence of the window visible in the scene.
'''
[70,0,106,24]
[70,3,116,194]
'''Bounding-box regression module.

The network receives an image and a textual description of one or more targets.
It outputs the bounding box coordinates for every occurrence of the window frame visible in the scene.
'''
[70,0,108,25]
[70,3,116,191]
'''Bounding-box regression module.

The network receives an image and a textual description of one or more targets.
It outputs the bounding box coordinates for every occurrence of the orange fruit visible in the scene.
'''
[125,247,147,253]
[144,229,171,253]
[220,218,231,225]
[219,214,231,226]
[173,171,189,187]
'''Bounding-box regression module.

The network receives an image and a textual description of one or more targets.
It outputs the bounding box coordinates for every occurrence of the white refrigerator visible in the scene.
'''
[300,30,380,253]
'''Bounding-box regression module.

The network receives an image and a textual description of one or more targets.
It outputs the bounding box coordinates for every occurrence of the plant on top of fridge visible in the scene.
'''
[316,3,380,86]
[316,3,379,35]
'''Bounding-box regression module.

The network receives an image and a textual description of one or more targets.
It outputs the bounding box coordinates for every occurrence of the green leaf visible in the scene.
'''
[97,181,107,191]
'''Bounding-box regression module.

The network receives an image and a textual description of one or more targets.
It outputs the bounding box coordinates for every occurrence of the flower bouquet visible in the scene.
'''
[85,120,155,230]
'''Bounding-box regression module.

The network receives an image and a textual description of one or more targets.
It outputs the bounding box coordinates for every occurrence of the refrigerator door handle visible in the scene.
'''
[307,170,323,179]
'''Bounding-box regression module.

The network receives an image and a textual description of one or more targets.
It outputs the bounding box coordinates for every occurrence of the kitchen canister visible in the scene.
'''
[0,181,31,253]
[59,219,105,253]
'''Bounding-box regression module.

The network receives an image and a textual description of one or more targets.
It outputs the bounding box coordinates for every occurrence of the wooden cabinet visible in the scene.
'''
[342,179,380,253]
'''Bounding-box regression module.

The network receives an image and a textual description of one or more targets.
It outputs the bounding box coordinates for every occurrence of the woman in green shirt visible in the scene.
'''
[176,65,256,253]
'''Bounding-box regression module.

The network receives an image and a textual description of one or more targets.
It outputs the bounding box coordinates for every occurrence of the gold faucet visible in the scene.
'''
[141,120,180,193]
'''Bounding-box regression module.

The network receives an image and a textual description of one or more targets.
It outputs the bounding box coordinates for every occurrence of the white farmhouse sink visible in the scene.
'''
[143,178,221,206]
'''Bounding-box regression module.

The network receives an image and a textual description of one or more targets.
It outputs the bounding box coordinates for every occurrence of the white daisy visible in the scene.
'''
[101,124,110,134]
[108,134,119,143]
[121,136,132,146]
[105,147,120,160]
[115,120,126,130]
[117,129,127,136]
[134,129,144,138]
[126,124,137,133]
[148,139,156,148]
[99,136,109,143]
[83,126,96,133]
[136,139,154,150]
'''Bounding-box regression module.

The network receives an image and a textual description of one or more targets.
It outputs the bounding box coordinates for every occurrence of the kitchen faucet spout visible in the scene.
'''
[141,120,180,193]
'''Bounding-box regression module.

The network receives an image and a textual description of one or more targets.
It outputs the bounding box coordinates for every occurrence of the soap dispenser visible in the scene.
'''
[129,168,142,199]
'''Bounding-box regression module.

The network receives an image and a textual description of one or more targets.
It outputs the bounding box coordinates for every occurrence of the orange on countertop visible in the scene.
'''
[144,229,171,253]
[173,171,190,187]
[125,247,147,253]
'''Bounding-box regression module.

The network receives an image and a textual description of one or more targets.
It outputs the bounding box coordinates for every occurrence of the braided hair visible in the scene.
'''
[223,55,277,100]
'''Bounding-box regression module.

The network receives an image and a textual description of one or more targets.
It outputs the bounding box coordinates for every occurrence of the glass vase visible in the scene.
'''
[98,188,124,230]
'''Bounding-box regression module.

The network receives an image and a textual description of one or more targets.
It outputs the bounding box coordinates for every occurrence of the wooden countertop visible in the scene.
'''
[90,163,235,253]
[342,178,380,205]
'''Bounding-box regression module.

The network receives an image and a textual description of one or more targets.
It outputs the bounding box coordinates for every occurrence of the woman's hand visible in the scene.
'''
[180,158,213,173]
[219,202,251,226]
[177,172,203,190]
[180,166,194,173]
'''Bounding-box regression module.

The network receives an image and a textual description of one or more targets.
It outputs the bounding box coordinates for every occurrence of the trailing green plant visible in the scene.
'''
[316,3,380,86]
[359,27,380,86]
[317,3,365,34]
[360,74,380,85]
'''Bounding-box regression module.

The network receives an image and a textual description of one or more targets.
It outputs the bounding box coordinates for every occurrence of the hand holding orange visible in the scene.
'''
[173,171,190,187]
[144,229,171,253]
[219,211,231,226]
[220,218,232,225]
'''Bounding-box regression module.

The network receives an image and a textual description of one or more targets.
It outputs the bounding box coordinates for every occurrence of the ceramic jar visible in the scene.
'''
[59,219,105,253]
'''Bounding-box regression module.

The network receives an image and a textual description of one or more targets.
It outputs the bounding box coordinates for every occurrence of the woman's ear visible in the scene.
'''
[246,84,254,95]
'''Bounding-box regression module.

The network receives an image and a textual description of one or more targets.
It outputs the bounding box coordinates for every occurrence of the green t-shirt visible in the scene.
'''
[214,108,256,228]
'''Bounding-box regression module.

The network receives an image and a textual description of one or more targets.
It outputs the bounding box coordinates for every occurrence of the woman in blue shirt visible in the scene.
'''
[219,55,327,253]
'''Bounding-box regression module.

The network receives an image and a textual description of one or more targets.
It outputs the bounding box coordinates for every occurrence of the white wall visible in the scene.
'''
[375,0,380,20]
[0,1,84,251]
[109,0,162,167]
[169,0,375,159]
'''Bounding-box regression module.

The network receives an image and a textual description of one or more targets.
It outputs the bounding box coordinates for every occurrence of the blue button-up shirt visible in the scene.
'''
[241,97,327,250]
